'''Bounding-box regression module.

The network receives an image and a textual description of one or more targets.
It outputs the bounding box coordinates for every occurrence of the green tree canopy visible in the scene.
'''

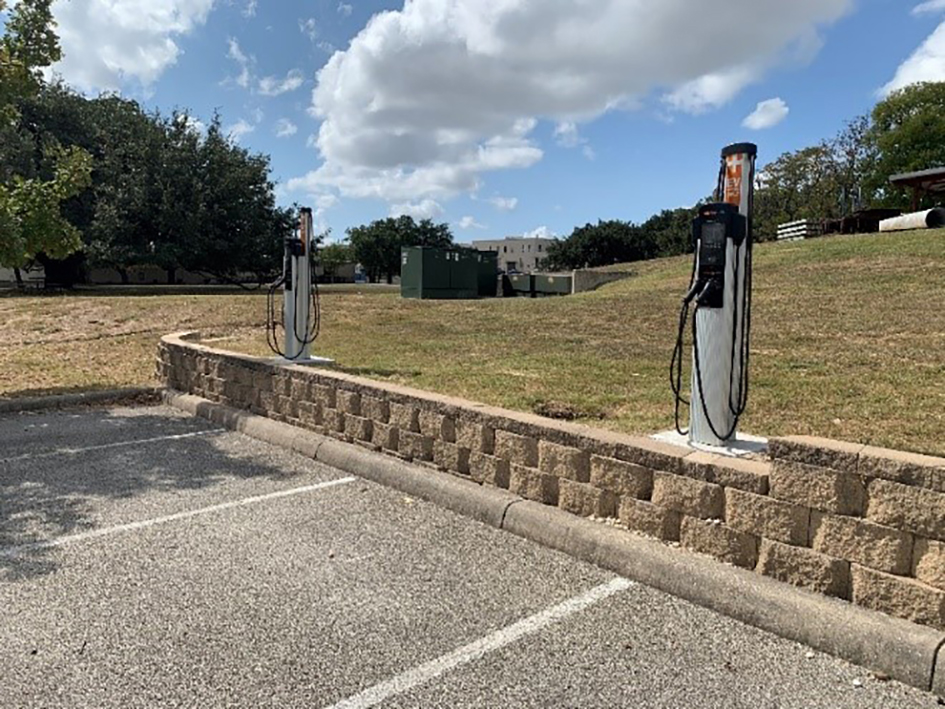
[543,220,658,270]
[867,82,945,208]
[0,0,92,274]
[319,241,352,282]
[346,215,452,283]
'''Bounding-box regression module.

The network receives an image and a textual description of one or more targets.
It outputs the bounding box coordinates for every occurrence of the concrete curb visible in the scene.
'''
[0,387,161,415]
[163,390,945,696]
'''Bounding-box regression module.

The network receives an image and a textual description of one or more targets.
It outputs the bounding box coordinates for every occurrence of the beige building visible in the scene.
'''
[471,236,555,273]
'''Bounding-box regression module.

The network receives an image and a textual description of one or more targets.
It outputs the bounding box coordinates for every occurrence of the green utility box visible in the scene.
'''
[534,274,573,296]
[477,251,499,297]
[401,246,481,300]
[508,273,535,297]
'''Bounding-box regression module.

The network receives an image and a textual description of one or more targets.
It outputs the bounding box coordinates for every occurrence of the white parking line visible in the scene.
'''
[0,429,228,464]
[324,577,634,709]
[0,477,356,558]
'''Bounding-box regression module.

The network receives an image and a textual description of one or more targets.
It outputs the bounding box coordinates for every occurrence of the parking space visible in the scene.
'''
[0,406,937,708]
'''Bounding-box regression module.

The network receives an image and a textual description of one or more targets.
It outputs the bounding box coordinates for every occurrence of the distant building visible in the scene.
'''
[471,236,555,273]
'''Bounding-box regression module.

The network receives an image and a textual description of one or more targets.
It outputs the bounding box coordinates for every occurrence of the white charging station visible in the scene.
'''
[266,207,334,366]
[669,143,759,453]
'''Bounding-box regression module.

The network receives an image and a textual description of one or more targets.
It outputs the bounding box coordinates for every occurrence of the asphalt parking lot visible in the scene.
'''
[0,405,938,708]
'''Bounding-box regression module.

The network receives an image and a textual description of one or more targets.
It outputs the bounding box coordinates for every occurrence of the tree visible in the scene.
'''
[0,0,93,277]
[752,144,840,240]
[319,241,351,283]
[638,206,701,257]
[346,215,453,283]
[543,219,658,270]
[866,82,945,209]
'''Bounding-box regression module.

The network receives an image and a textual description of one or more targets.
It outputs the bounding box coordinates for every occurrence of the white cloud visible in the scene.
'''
[275,118,298,138]
[337,2,353,16]
[225,119,255,142]
[390,199,445,221]
[554,121,581,148]
[913,0,945,15]
[259,69,305,96]
[243,0,257,18]
[181,114,207,136]
[524,226,556,239]
[554,120,596,159]
[296,0,850,206]
[306,134,319,149]
[742,97,790,130]
[48,0,216,92]
[227,37,253,89]
[315,194,339,210]
[488,196,519,212]
[880,21,945,96]
[662,66,759,114]
[300,17,318,42]
[457,216,486,230]
[317,41,336,54]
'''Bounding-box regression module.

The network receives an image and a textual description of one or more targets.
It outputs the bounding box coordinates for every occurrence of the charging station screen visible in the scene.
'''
[700,223,726,269]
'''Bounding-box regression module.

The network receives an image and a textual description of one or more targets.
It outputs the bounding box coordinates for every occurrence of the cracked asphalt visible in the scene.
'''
[0,405,938,708]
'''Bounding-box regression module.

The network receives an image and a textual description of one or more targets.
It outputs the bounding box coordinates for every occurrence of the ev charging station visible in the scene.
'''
[266,207,333,366]
[669,143,760,453]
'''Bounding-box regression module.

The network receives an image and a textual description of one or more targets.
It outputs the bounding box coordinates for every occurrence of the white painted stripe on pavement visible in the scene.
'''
[324,577,634,709]
[0,429,228,464]
[0,477,356,558]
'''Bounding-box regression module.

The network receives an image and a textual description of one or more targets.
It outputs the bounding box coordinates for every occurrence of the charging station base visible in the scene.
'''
[651,429,767,459]
[271,356,336,368]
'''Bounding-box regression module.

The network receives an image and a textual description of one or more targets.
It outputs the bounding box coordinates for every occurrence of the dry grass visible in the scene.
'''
[2,230,943,455]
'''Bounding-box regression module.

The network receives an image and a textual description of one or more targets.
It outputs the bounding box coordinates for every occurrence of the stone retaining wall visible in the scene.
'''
[157,332,945,630]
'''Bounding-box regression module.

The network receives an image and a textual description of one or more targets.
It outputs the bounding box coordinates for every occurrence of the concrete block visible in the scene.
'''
[852,565,945,630]
[290,378,307,401]
[680,517,758,569]
[619,498,681,541]
[456,419,495,455]
[323,408,345,434]
[337,390,362,416]
[558,479,616,518]
[768,435,864,474]
[913,539,945,592]
[298,401,322,427]
[419,410,456,442]
[312,384,336,409]
[616,436,689,475]
[811,512,913,576]
[652,472,724,520]
[866,478,945,541]
[756,539,851,599]
[539,441,590,483]
[434,440,470,475]
[390,403,420,433]
[371,422,399,452]
[344,414,373,443]
[590,455,652,499]
[495,430,539,468]
[509,464,559,505]
[398,430,434,462]
[362,396,390,423]
[769,459,866,516]
[682,452,770,494]
[858,445,945,489]
[725,488,810,546]
[468,452,510,489]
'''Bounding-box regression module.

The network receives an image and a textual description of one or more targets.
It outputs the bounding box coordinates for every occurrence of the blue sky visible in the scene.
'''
[39,0,945,243]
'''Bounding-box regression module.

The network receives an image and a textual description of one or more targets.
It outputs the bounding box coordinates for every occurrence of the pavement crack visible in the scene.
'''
[499,499,524,529]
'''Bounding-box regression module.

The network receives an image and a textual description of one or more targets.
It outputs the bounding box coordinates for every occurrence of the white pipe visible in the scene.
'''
[879,209,945,232]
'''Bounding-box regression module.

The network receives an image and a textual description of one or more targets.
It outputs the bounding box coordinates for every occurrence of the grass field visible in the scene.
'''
[2,230,944,455]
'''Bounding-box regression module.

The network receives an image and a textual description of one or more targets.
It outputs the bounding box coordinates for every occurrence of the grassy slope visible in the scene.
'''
[1,230,943,455]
